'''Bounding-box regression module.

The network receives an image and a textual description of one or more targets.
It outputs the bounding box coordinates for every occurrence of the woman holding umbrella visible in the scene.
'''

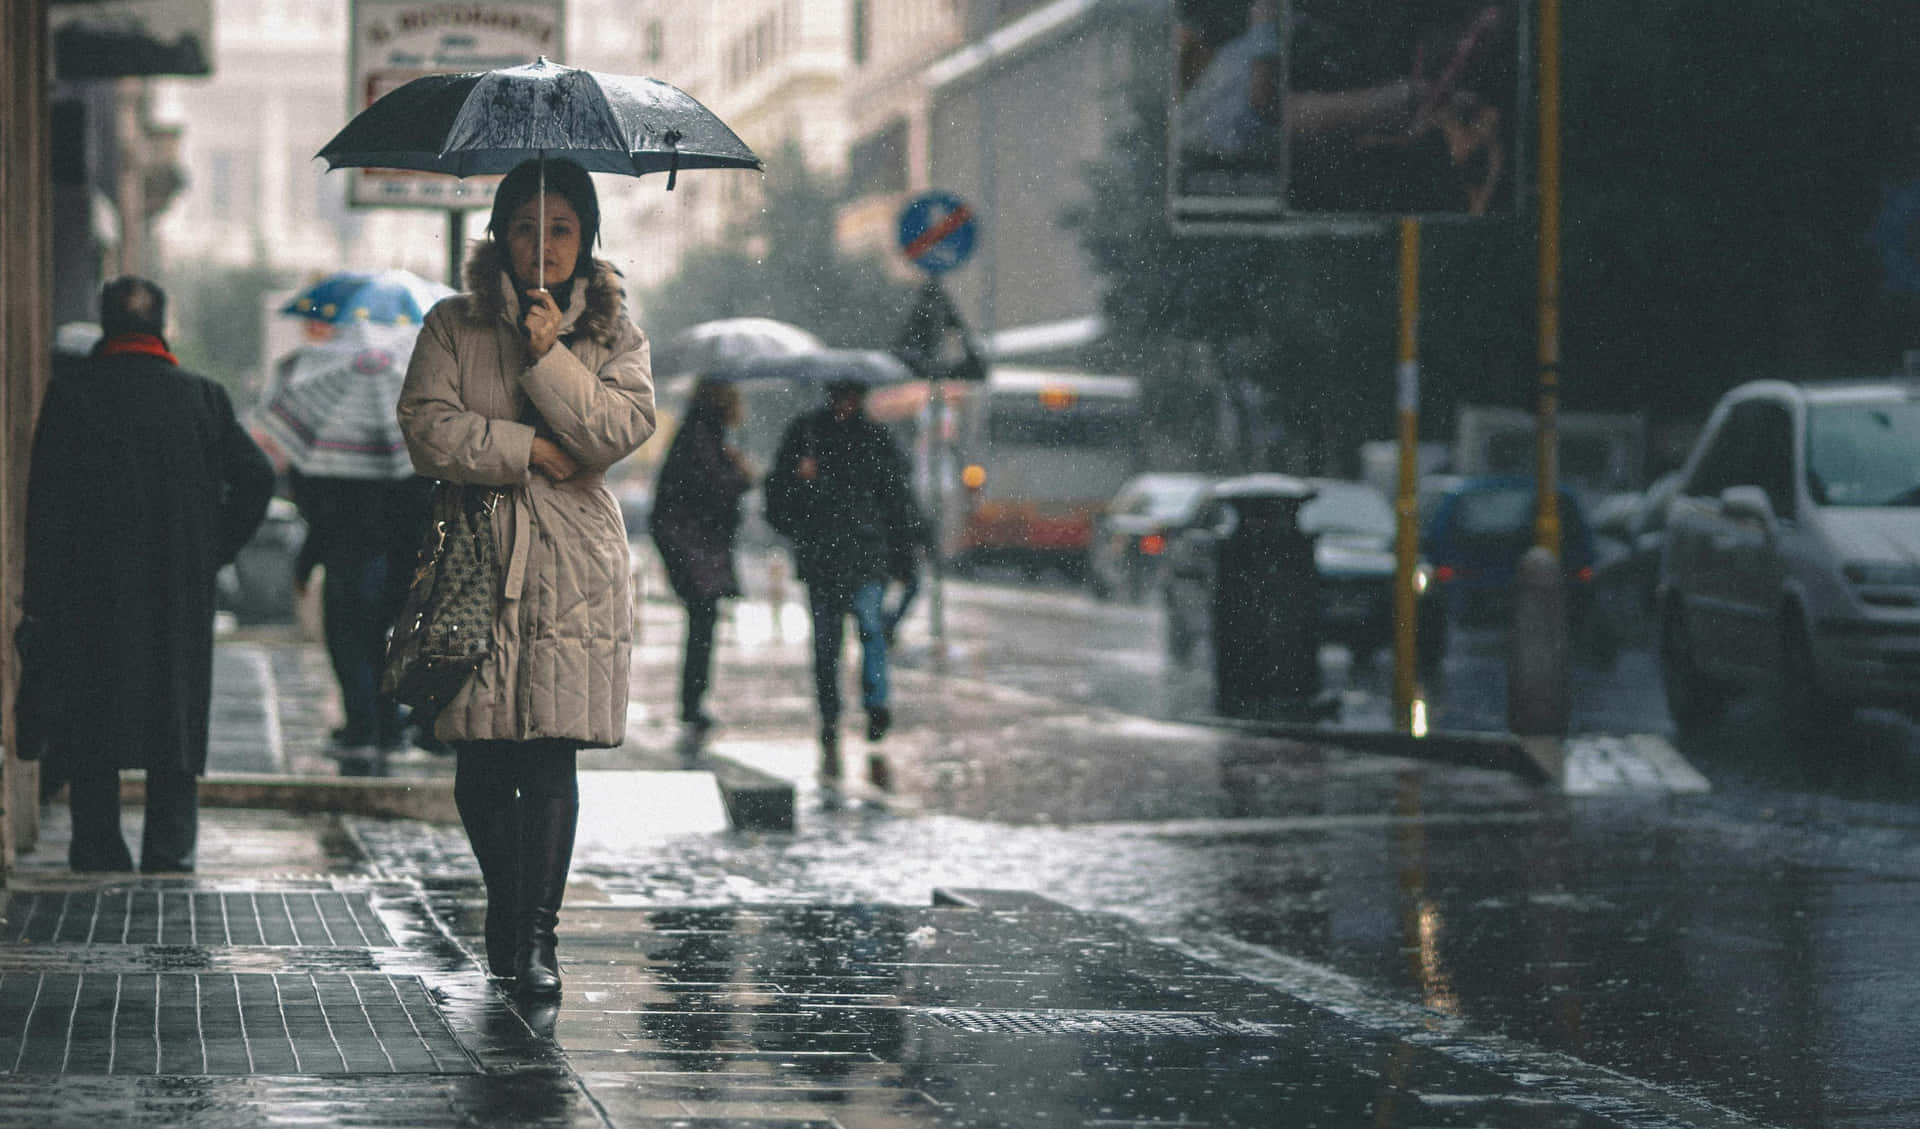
[398,158,655,997]
[649,378,754,737]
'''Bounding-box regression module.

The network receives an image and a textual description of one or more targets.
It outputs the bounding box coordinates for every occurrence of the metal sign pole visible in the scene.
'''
[928,372,947,665]
[895,193,981,668]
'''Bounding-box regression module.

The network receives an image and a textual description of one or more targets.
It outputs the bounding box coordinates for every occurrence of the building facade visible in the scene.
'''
[922,0,1139,352]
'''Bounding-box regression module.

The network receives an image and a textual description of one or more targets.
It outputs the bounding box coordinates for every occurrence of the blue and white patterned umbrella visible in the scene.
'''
[254,323,422,480]
[280,269,454,327]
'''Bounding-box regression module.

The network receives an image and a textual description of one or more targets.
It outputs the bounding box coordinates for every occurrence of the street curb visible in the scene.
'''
[933,887,1074,910]
[126,760,796,833]
[1203,718,1553,784]
[123,772,461,824]
[701,753,796,832]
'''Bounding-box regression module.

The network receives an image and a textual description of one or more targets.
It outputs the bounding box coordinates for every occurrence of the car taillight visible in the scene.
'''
[1434,565,1458,584]
[1139,534,1166,556]
[1574,565,1594,583]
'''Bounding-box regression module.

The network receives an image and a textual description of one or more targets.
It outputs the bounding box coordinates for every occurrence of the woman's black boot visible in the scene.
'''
[453,750,521,979]
[515,789,578,998]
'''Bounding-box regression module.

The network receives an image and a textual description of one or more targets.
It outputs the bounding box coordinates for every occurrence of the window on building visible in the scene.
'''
[848,118,908,197]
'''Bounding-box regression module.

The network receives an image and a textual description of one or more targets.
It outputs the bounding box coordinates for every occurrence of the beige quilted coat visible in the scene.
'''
[398,243,656,747]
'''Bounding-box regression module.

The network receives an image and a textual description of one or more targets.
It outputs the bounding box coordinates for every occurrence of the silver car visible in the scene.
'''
[1658,377,1920,741]
[1088,472,1213,602]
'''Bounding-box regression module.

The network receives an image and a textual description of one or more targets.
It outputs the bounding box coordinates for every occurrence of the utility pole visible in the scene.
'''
[1534,0,1563,555]
[1392,218,1422,734]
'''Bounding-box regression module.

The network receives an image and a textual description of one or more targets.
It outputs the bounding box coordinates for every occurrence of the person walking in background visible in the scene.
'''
[764,377,927,806]
[398,157,655,997]
[21,275,274,872]
[649,378,753,739]
[289,468,434,757]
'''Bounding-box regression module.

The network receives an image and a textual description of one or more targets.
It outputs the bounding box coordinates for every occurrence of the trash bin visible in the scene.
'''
[1210,479,1321,717]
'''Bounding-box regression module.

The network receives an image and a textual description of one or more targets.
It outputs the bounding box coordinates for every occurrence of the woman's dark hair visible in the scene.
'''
[685,378,741,427]
[487,158,600,277]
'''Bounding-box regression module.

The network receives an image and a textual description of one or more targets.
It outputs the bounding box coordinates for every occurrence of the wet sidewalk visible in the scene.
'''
[2,802,1725,1129]
[0,584,1781,1126]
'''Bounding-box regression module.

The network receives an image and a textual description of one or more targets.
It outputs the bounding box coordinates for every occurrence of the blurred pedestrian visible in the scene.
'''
[649,378,753,737]
[22,276,275,872]
[764,378,927,804]
[289,468,434,755]
[398,157,655,997]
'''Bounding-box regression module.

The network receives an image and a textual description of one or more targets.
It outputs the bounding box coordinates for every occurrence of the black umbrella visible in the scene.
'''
[317,57,762,264]
[703,349,914,388]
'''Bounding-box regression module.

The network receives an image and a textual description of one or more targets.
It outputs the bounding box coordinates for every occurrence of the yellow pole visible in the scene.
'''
[1534,0,1562,555]
[1393,217,1421,734]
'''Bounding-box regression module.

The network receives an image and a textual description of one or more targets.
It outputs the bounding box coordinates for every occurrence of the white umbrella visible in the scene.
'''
[254,323,422,480]
[651,317,825,380]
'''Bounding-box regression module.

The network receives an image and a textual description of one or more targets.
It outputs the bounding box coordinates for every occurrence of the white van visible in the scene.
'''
[1658,378,1920,740]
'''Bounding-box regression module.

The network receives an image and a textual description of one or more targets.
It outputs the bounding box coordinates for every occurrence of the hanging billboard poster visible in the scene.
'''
[1170,0,1525,231]
[50,0,212,79]
[348,0,565,209]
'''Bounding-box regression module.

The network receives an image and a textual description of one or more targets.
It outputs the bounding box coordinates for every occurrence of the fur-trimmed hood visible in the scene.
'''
[461,240,627,347]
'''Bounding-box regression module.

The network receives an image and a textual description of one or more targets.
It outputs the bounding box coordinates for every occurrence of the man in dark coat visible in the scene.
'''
[764,379,927,797]
[22,276,275,872]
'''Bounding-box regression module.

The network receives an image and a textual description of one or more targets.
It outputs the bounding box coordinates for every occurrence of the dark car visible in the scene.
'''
[1421,474,1599,629]
[1088,472,1213,602]
[1162,475,1445,671]
[1299,478,1447,668]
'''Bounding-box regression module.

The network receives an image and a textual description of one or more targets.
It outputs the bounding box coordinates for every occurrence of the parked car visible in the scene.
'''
[216,496,306,624]
[1420,474,1600,630]
[1298,478,1447,667]
[1161,476,1445,671]
[1657,377,1920,742]
[1088,472,1213,601]
[1591,469,1683,622]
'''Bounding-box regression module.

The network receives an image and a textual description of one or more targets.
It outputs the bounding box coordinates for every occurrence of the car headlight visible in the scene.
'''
[1843,561,1920,586]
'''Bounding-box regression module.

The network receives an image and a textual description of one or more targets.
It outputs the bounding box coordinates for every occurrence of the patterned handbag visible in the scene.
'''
[382,483,501,711]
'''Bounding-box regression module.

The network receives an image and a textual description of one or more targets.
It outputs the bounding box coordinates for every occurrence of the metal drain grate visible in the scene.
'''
[0,973,475,1075]
[922,1008,1278,1038]
[1,891,394,948]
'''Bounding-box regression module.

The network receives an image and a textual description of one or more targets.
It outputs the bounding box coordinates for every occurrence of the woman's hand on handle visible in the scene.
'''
[523,288,562,360]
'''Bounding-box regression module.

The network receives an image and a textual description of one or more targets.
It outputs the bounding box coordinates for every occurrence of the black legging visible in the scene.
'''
[680,597,719,722]
[452,739,579,812]
[453,739,580,981]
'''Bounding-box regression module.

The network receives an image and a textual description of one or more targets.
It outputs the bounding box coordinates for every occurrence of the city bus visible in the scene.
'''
[867,366,1144,577]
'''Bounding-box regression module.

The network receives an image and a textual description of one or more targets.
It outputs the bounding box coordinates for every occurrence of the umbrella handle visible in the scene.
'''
[664,130,682,192]
[537,152,545,286]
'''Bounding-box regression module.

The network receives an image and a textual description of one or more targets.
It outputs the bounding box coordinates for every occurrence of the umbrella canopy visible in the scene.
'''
[703,349,914,388]
[652,317,826,380]
[280,269,455,327]
[253,324,422,480]
[316,57,762,184]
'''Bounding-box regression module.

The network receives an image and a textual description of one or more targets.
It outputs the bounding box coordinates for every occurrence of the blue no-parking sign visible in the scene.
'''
[897,190,977,276]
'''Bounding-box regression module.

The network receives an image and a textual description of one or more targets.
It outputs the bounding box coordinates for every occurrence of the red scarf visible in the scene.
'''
[98,333,179,366]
